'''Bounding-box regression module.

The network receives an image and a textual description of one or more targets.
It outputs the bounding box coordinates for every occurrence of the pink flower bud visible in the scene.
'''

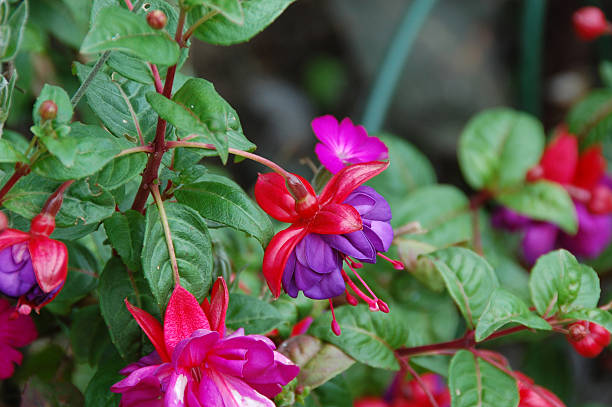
[38,100,57,121]
[146,10,167,30]
[573,7,610,41]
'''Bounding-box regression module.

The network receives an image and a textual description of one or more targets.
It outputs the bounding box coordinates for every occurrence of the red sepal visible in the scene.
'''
[125,298,170,362]
[540,130,578,185]
[28,236,68,293]
[319,161,389,205]
[309,203,362,234]
[0,229,29,252]
[262,225,308,298]
[573,145,606,191]
[163,285,210,355]
[205,277,229,336]
[255,173,301,223]
[290,316,314,337]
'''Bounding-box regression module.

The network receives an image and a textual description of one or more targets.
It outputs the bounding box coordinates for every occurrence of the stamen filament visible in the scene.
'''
[340,268,378,311]
[377,252,405,270]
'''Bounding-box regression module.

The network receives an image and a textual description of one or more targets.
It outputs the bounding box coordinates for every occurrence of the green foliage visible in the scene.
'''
[33,84,73,125]
[103,210,145,271]
[567,89,612,146]
[225,293,282,334]
[0,0,27,62]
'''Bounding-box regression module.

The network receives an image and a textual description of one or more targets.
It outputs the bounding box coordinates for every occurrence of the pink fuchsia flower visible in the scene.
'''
[313,115,388,174]
[111,278,299,407]
[0,182,73,314]
[0,298,37,379]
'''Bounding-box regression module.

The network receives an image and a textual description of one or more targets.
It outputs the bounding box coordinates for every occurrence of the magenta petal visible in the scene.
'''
[522,223,559,264]
[559,202,612,258]
[173,330,219,369]
[0,343,22,379]
[315,143,345,174]
[311,115,340,146]
[207,369,276,407]
[350,136,389,162]
[164,371,189,407]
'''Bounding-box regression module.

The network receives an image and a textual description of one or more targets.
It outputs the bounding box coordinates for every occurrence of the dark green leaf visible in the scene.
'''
[567,89,612,146]
[193,0,295,45]
[226,293,282,334]
[309,304,408,370]
[426,247,499,328]
[89,152,147,190]
[70,305,111,365]
[529,250,600,316]
[449,350,519,407]
[475,288,551,342]
[33,84,72,125]
[103,210,145,271]
[81,6,180,65]
[459,108,544,190]
[175,173,273,246]
[83,344,123,407]
[497,181,577,234]
[142,202,213,307]
[0,0,27,62]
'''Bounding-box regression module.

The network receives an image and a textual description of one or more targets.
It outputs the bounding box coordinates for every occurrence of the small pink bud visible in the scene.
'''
[331,319,341,336]
[38,100,58,121]
[18,304,32,315]
[573,7,610,41]
[146,10,167,30]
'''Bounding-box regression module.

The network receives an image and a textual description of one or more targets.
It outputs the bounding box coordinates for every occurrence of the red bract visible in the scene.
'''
[573,6,610,41]
[566,320,611,358]
[516,372,565,407]
[255,161,388,297]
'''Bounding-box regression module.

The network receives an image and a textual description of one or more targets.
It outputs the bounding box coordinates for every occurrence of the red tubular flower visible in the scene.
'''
[573,6,610,41]
[255,161,388,298]
[566,320,611,358]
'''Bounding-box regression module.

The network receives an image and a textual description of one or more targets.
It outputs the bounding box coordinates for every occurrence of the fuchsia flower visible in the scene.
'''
[0,182,72,314]
[111,278,299,407]
[0,298,37,379]
[313,115,388,174]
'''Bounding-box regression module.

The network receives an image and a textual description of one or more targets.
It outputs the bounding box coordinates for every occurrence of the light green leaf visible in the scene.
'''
[475,288,551,342]
[529,249,600,316]
[497,181,577,233]
[81,6,180,65]
[0,0,27,62]
[33,84,73,125]
[0,139,25,163]
[225,293,282,334]
[34,125,78,167]
[186,0,244,24]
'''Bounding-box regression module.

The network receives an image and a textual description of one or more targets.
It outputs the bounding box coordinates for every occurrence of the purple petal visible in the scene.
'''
[324,231,376,262]
[363,220,394,252]
[522,223,558,264]
[199,369,276,407]
[303,269,345,299]
[346,186,391,221]
[559,202,612,258]
[0,243,36,297]
[492,207,531,231]
[296,234,338,274]
[282,252,299,298]
[294,263,325,291]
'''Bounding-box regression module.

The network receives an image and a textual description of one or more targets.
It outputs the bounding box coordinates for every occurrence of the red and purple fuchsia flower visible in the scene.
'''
[112,277,299,407]
[493,127,612,264]
[255,115,402,335]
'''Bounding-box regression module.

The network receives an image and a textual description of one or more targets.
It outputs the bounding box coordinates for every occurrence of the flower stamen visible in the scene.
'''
[377,252,405,270]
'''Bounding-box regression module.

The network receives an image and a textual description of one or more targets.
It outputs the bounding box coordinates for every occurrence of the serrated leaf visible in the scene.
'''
[0,138,25,163]
[225,293,282,334]
[193,0,295,45]
[142,202,213,308]
[426,247,499,328]
[174,174,273,246]
[81,6,179,65]
[529,249,600,316]
[497,181,577,234]
[103,210,145,271]
[449,350,519,407]
[74,63,159,143]
[459,108,544,190]
[33,84,72,125]
[99,256,157,362]
[393,185,471,247]
[309,304,408,370]
[0,0,27,62]
[475,288,551,342]
[567,89,612,146]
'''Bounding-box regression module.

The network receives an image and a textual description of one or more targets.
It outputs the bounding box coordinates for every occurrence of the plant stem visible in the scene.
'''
[150,183,180,286]
[166,140,291,178]
[71,51,111,107]
[0,163,29,204]
[361,0,438,132]
[401,359,439,407]
[149,64,164,93]
[115,145,154,157]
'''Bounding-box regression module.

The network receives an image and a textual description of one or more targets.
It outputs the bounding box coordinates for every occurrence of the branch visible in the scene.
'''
[150,183,180,286]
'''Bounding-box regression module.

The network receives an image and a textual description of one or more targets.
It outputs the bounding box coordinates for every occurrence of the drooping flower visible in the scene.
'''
[0,298,37,379]
[111,278,299,407]
[565,320,611,358]
[312,115,388,174]
[0,182,72,314]
[516,372,565,407]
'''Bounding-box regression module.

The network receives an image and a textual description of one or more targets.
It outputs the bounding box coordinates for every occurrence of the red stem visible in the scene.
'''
[0,163,30,204]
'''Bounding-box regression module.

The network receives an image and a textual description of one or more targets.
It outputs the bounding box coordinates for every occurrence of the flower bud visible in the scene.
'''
[566,320,611,358]
[588,185,612,214]
[573,7,610,41]
[38,100,57,121]
[286,174,319,217]
[147,10,167,30]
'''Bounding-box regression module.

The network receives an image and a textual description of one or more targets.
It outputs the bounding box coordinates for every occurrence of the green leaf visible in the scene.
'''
[279,334,355,389]
[529,249,600,316]
[70,305,111,365]
[33,124,78,167]
[33,123,126,180]
[309,304,408,370]
[0,70,17,125]
[0,138,25,163]
[81,6,179,65]
[74,63,159,143]
[193,0,295,45]
[0,0,27,62]
[33,84,72,125]
[225,293,282,334]
[106,51,154,84]
[367,133,436,209]
[83,344,123,407]
[103,210,145,271]
[174,174,273,246]
[393,185,471,247]
[89,152,147,190]
[567,89,612,146]
[459,108,544,190]
[142,202,213,308]
[475,288,551,342]
[98,256,157,362]
[449,350,519,407]
[497,181,577,234]
[395,238,443,292]
[186,0,244,24]
[426,247,499,328]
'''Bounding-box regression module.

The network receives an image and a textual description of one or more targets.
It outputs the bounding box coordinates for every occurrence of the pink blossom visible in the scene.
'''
[0,298,37,379]
[313,115,388,173]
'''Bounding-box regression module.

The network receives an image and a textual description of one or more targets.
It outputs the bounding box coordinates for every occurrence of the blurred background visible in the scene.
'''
[5,0,612,405]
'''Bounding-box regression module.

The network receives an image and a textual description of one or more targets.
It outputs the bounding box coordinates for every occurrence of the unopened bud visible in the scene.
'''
[286,174,318,217]
[573,6,610,41]
[38,100,57,121]
[147,10,167,30]
[0,211,7,233]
